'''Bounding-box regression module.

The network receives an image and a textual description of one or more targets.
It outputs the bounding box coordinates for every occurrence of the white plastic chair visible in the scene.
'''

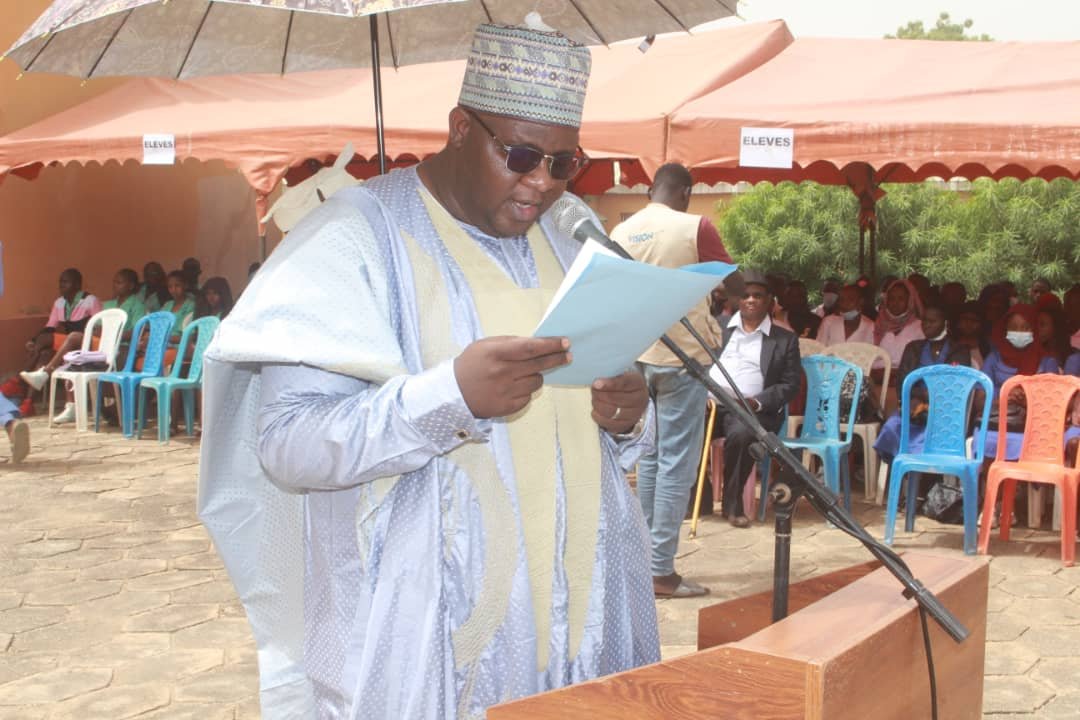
[48,308,127,432]
[823,342,891,503]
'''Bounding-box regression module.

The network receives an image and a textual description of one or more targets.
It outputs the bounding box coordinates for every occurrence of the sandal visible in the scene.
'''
[653,573,710,599]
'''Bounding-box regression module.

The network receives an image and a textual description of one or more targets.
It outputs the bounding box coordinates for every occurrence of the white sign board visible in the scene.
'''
[142,134,176,165]
[739,127,794,169]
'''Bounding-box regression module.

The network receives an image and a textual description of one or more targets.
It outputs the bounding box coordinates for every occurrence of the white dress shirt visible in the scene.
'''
[877,321,926,367]
[710,312,770,399]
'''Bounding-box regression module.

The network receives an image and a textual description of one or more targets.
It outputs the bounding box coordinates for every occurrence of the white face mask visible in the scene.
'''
[822,292,839,308]
[1006,331,1034,348]
[843,309,861,321]
[929,329,948,342]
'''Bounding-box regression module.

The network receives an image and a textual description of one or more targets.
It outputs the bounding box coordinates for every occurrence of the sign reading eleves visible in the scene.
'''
[142,134,176,165]
[739,127,794,169]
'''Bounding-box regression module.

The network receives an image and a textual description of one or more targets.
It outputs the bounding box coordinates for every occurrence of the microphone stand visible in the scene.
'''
[570,224,969,642]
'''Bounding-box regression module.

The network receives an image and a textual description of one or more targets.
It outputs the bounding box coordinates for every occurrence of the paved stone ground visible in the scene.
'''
[2,417,1078,718]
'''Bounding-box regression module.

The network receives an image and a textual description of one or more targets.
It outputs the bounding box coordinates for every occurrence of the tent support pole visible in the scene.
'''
[370,15,387,175]
[858,226,866,275]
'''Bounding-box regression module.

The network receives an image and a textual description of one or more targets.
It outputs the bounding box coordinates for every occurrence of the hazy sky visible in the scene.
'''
[707,0,1080,41]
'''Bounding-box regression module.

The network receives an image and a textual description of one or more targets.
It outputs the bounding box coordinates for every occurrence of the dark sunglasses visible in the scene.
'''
[463,108,587,181]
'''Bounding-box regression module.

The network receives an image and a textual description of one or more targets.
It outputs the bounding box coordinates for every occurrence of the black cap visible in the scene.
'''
[741,269,770,291]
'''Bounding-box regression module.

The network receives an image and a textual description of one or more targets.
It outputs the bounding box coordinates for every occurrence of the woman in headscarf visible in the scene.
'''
[980,303,1061,467]
[874,278,925,367]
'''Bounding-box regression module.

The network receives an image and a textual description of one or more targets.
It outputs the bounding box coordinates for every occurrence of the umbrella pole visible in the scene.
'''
[858,226,866,275]
[370,15,387,175]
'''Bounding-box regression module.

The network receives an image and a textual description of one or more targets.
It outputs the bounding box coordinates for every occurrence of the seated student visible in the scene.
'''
[707,272,800,528]
[872,304,972,466]
[781,280,821,339]
[979,304,1061,462]
[136,261,169,313]
[1035,294,1071,367]
[162,270,196,344]
[817,284,874,346]
[1,394,30,463]
[193,277,234,321]
[874,279,925,368]
[813,279,841,318]
[53,269,147,425]
[951,301,989,370]
[182,257,202,293]
[18,269,102,397]
[939,281,967,314]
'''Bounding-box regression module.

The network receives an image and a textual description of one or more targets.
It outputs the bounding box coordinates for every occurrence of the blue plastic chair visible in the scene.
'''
[95,311,175,438]
[784,356,862,512]
[884,365,993,555]
[137,316,220,443]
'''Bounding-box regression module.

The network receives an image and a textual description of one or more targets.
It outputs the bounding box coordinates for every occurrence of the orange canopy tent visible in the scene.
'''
[666,34,1080,273]
[0,20,793,218]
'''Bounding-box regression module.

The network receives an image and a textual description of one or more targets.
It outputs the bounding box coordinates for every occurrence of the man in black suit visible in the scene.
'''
[709,271,801,527]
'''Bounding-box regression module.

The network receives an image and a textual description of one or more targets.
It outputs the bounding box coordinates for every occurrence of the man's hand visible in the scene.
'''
[591,370,648,434]
[454,336,571,419]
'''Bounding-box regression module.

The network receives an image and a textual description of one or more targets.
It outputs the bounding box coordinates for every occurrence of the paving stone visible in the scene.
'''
[171,580,240,605]
[51,683,171,720]
[982,675,1055,714]
[987,613,1031,641]
[0,570,77,594]
[169,526,212,543]
[36,548,126,571]
[0,708,48,720]
[986,591,1015,613]
[127,540,209,560]
[1013,598,1080,625]
[0,632,10,650]
[125,570,214,592]
[174,664,260,703]
[173,552,226,571]
[226,645,258,666]
[46,523,123,541]
[1030,657,1080,694]
[984,640,1040,675]
[10,617,120,653]
[66,632,172,667]
[113,648,224,686]
[0,668,112,705]
[0,654,58,685]
[125,604,220,632]
[172,617,254,650]
[23,580,122,607]
[1015,626,1080,660]
[12,539,82,559]
[0,591,22,611]
[0,605,68,633]
[1036,693,1080,719]
[997,574,1077,598]
[0,529,45,546]
[61,477,131,493]
[72,590,170,618]
[85,531,168,549]
[234,695,262,719]
[988,553,1059,577]
[136,701,237,720]
[129,517,202,533]
[79,558,168,581]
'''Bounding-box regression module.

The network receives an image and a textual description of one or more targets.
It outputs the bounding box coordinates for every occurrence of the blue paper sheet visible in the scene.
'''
[535,244,735,386]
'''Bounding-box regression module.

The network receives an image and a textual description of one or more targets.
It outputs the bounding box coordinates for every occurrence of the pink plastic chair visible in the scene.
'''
[977,374,1080,566]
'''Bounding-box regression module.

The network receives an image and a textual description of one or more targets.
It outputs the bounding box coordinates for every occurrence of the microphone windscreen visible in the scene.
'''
[550,195,594,242]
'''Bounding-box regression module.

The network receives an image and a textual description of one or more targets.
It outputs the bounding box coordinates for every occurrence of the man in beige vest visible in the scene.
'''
[611,163,741,598]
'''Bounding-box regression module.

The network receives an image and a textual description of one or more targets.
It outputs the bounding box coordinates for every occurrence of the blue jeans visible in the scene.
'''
[636,364,707,577]
[0,393,20,427]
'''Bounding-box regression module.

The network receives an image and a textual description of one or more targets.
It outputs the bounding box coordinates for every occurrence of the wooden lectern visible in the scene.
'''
[490,552,988,720]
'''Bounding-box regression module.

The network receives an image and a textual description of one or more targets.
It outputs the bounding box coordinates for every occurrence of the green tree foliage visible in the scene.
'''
[885,12,992,41]
[717,179,1080,296]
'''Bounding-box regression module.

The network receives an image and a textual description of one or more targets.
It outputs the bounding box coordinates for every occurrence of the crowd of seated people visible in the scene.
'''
[706,271,1080,528]
[2,259,234,461]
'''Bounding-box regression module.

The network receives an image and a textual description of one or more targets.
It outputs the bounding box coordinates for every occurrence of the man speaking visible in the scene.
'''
[198,21,659,720]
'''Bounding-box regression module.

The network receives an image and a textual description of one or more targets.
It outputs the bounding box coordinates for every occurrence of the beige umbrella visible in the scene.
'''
[4,0,737,169]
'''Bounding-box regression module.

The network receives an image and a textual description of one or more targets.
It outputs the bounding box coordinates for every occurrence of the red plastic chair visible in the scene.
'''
[977,374,1080,566]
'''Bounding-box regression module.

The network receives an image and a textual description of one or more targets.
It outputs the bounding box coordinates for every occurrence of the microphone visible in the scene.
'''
[550,196,636,261]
